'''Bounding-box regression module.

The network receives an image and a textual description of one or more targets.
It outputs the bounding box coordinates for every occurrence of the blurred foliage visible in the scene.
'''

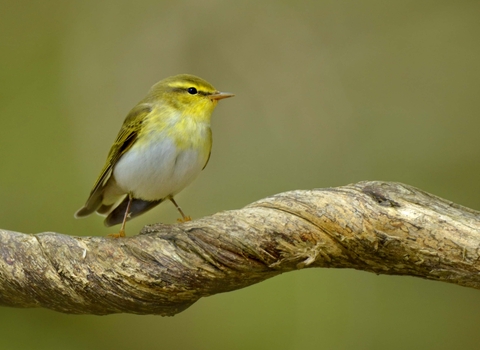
[1,0,480,349]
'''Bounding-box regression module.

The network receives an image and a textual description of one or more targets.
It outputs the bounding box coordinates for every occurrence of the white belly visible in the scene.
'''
[112,137,207,201]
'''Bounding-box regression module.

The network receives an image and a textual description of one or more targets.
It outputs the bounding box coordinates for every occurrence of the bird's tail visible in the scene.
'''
[104,197,163,227]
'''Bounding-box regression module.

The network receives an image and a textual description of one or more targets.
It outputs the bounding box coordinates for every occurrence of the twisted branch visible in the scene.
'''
[1,181,479,316]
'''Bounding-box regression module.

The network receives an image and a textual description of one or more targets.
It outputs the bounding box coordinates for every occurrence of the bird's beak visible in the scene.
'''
[209,91,235,101]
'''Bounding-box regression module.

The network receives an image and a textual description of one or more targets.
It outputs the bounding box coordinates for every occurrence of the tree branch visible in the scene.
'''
[1,181,479,315]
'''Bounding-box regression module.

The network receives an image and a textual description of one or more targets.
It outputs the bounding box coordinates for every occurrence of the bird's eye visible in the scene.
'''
[187,87,197,95]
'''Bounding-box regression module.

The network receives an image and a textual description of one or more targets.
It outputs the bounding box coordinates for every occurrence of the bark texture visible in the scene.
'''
[1,181,479,316]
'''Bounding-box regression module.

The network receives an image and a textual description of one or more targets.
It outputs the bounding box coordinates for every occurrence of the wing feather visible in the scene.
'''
[74,104,152,217]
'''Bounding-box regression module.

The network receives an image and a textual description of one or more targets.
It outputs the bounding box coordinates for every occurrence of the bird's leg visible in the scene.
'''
[108,194,133,238]
[169,197,191,223]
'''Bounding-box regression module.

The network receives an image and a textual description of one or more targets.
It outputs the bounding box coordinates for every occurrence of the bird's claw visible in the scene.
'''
[177,216,192,223]
[108,230,126,238]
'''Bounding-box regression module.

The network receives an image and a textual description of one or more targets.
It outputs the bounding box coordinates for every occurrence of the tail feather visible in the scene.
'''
[104,197,164,227]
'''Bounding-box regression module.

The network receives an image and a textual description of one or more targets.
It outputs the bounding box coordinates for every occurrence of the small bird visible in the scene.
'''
[74,74,234,237]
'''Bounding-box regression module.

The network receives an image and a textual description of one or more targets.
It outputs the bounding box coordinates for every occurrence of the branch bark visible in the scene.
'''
[1,181,479,316]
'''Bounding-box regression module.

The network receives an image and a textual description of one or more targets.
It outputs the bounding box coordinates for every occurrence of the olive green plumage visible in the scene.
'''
[75,74,234,236]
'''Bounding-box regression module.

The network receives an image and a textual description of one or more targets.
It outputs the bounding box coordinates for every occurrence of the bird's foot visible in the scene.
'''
[177,216,192,223]
[108,230,126,238]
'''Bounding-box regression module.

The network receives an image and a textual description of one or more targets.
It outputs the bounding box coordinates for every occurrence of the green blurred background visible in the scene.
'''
[1,0,480,349]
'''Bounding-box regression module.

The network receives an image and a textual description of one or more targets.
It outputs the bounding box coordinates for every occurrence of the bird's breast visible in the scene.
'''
[113,122,212,201]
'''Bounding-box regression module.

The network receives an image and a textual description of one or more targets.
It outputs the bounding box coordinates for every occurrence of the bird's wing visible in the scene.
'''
[202,128,213,170]
[75,104,152,216]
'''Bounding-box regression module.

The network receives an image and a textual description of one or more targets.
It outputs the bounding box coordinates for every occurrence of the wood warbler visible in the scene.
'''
[74,74,234,237]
